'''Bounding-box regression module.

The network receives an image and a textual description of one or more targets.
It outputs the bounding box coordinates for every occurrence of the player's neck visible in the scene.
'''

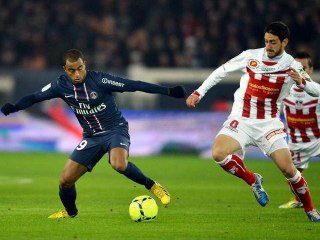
[264,49,285,61]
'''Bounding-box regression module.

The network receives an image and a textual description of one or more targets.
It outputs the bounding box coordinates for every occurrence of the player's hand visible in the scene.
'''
[1,103,16,116]
[288,67,302,85]
[168,86,186,98]
[186,94,200,108]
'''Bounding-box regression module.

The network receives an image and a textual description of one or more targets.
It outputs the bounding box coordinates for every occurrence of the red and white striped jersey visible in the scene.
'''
[283,87,320,143]
[196,48,320,119]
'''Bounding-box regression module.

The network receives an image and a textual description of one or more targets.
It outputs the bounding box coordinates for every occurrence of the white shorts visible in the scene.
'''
[289,139,320,169]
[217,116,287,156]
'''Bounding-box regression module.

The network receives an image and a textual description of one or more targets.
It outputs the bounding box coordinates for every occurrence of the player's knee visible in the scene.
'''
[59,176,75,189]
[280,165,297,178]
[212,148,227,162]
[110,159,127,172]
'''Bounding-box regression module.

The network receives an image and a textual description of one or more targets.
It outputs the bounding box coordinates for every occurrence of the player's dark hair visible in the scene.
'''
[294,51,313,68]
[264,21,290,41]
[63,49,85,65]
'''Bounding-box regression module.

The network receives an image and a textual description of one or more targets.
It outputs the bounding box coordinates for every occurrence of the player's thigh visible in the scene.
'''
[108,127,130,170]
[213,118,249,160]
[60,159,88,186]
[108,127,130,160]
[252,118,286,155]
[109,126,131,150]
[213,134,242,157]
[70,137,106,172]
[270,144,296,177]
[110,147,129,171]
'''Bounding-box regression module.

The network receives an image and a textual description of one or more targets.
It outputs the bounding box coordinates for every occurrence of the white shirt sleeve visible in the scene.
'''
[196,51,247,99]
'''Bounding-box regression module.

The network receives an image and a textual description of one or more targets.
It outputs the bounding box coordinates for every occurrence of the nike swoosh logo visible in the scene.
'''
[64,95,74,98]
[120,143,127,146]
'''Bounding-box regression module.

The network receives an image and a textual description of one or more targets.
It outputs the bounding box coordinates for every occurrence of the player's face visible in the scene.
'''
[295,58,313,75]
[264,32,288,58]
[64,58,87,85]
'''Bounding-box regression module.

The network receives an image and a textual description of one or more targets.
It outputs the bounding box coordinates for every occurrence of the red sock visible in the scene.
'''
[288,173,314,212]
[219,154,256,185]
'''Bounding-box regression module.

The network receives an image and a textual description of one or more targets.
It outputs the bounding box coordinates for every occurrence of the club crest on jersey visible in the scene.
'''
[90,92,98,99]
[295,100,303,110]
[247,59,259,69]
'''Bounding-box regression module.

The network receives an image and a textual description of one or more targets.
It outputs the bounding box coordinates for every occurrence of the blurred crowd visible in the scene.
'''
[1,0,319,70]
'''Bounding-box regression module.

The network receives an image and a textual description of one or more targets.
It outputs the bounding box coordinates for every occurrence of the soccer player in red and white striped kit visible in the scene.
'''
[279,52,320,209]
[186,21,320,222]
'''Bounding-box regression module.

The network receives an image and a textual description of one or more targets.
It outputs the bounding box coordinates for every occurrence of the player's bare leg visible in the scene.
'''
[279,167,304,209]
[110,148,170,205]
[48,159,87,218]
[212,134,269,206]
[212,134,242,163]
[271,148,320,222]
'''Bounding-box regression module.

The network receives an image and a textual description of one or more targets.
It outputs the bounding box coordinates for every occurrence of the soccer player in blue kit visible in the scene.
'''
[1,49,186,218]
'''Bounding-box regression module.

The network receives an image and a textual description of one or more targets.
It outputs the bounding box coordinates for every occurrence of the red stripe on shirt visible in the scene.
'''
[304,99,318,106]
[242,93,251,117]
[283,98,295,106]
[256,98,265,119]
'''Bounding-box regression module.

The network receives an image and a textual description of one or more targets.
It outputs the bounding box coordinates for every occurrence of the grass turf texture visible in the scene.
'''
[0,152,319,240]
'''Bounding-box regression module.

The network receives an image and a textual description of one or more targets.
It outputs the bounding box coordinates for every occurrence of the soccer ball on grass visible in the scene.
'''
[129,195,158,222]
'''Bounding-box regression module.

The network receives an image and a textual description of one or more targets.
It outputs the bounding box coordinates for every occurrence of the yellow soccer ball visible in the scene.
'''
[129,195,158,222]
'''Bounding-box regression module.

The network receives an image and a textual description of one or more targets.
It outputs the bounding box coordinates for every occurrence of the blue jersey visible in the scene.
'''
[15,70,170,136]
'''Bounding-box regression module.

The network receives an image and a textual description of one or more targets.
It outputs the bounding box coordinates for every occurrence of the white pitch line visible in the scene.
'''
[0,176,33,184]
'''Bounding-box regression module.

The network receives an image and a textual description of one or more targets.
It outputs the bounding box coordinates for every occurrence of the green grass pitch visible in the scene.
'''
[0,152,319,239]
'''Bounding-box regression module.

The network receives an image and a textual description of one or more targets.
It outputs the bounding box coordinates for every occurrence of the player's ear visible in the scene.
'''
[310,67,314,75]
[282,38,288,48]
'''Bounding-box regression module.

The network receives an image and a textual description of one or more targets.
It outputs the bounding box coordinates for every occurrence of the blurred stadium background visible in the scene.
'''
[1,0,320,159]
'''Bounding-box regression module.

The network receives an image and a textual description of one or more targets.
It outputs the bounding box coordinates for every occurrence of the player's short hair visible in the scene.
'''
[264,21,290,41]
[294,51,313,68]
[63,49,85,65]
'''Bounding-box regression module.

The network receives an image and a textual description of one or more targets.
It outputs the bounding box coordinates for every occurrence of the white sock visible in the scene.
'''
[287,170,301,184]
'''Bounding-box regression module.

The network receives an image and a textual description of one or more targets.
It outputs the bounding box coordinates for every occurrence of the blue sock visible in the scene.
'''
[59,185,78,216]
[120,162,155,189]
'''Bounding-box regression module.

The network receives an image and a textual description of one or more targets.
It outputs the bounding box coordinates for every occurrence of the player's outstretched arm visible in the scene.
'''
[1,90,55,116]
[1,80,59,116]
[106,74,186,98]
[1,94,38,116]
[130,80,186,98]
[131,81,186,98]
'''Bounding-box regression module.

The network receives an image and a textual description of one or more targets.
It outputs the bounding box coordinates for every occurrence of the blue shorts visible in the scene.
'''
[69,126,130,171]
